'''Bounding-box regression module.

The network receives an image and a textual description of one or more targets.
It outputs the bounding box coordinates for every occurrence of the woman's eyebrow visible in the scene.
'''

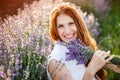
[57,24,63,27]
[69,21,74,23]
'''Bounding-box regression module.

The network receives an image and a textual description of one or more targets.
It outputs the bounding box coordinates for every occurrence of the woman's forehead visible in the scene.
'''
[57,14,74,25]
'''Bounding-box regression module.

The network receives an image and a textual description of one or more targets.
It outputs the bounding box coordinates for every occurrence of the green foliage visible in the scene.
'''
[97,2,120,79]
[110,56,120,66]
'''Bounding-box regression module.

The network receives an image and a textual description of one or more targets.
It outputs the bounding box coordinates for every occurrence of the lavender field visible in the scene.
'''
[0,0,119,80]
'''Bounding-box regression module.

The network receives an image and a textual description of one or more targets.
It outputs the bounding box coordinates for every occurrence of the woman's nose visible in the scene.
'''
[64,26,71,34]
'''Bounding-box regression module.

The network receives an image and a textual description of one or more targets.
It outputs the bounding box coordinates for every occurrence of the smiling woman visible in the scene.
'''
[47,3,114,80]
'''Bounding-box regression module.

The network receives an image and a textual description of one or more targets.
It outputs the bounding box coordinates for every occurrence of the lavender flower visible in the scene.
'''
[57,39,120,66]
[57,39,94,65]
[0,71,4,78]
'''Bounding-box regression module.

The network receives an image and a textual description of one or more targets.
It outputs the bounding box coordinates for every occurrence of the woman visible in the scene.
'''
[47,3,113,80]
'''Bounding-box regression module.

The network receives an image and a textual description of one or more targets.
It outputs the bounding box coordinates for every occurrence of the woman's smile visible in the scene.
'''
[64,33,75,40]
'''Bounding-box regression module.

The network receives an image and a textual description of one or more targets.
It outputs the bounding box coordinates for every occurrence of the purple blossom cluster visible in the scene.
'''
[57,39,94,65]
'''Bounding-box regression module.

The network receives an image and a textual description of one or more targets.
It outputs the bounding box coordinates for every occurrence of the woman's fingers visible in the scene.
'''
[102,51,110,59]
[95,50,113,63]
[95,50,111,59]
[105,55,114,63]
[95,50,102,55]
[102,50,114,63]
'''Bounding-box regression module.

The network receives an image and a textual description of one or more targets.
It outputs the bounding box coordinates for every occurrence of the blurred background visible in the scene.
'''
[0,0,120,80]
[0,0,39,18]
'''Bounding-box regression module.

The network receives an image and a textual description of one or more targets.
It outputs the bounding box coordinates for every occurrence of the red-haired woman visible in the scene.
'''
[47,3,113,80]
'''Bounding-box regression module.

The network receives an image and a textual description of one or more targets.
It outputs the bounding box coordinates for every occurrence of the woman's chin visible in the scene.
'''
[65,38,75,43]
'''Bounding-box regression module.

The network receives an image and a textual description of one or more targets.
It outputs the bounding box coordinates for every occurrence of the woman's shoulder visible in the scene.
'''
[49,42,68,56]
[47,42,68,65]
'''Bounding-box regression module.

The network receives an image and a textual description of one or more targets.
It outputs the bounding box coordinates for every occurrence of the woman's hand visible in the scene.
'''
[87,50,114,75]
[83,50,114,80]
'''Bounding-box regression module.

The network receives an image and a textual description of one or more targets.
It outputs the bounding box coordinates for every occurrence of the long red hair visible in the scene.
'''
[49,3,106,80]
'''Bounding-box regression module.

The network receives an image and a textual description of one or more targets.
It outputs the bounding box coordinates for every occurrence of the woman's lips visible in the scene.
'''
[65,33,74,39]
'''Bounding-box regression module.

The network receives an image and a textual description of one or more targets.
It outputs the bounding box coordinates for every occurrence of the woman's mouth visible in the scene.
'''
[65,33,74,40]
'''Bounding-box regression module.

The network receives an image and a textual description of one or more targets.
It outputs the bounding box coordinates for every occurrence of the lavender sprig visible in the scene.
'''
[57,39,94,65]
[57,39,120,66]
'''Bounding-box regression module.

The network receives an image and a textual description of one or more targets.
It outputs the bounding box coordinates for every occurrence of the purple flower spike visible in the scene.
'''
[0,71,4,78]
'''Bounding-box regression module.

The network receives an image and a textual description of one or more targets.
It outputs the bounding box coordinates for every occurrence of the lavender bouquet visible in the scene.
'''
[57,39,120,73]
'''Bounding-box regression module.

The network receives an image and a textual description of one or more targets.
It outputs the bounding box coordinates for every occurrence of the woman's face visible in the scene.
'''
[56,14,77,42]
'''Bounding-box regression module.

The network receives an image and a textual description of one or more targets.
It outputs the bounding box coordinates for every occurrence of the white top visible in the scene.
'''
[47,43,96,80]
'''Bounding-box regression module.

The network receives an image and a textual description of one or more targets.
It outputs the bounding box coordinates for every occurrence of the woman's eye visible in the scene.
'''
[69,22,74,25]
[58,25,63,28]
